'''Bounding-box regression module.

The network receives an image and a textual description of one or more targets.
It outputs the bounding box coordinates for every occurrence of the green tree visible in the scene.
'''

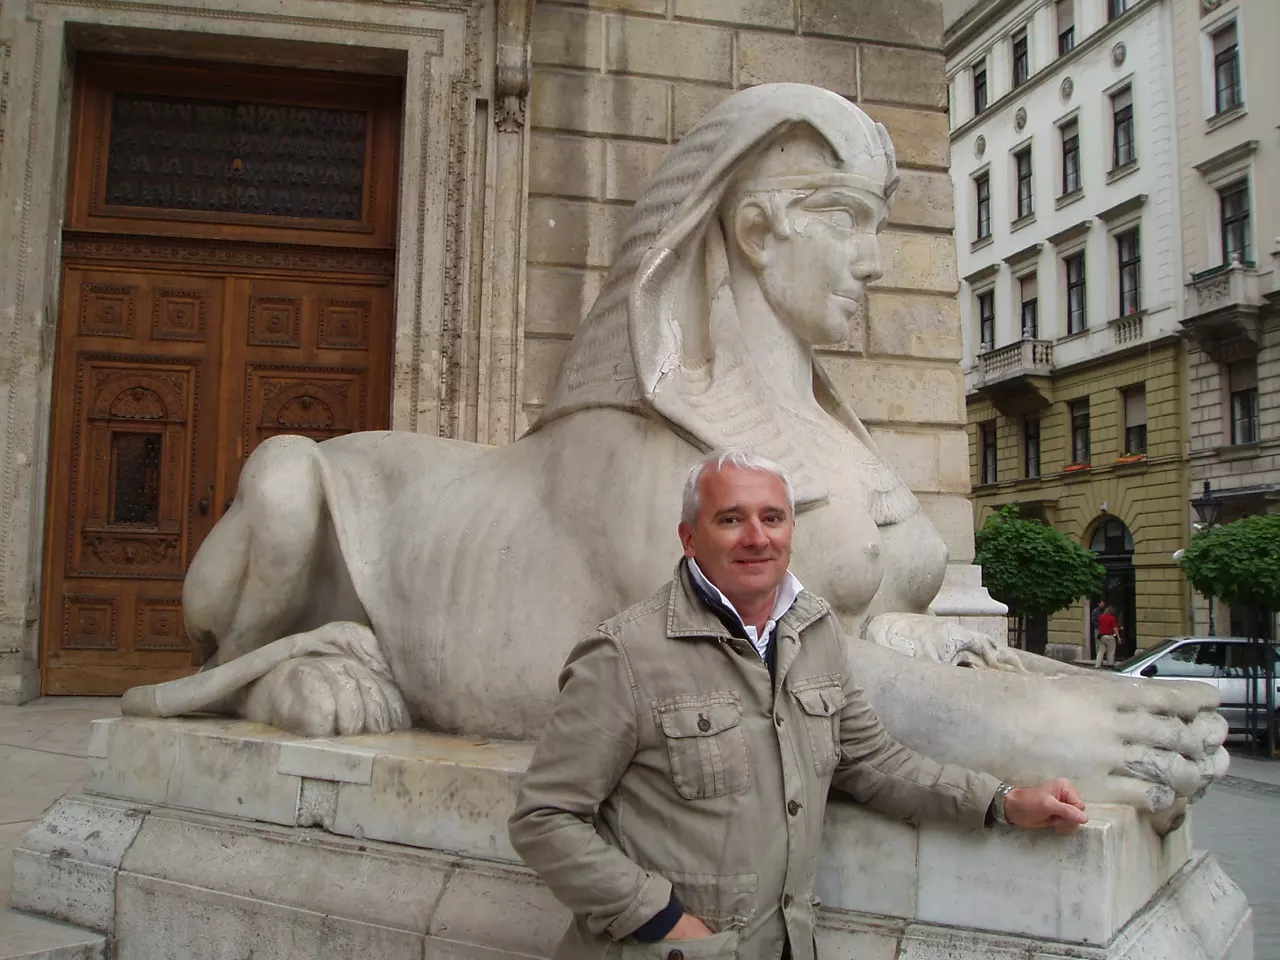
[1178,513,1280,616]
[974,505,1106,651]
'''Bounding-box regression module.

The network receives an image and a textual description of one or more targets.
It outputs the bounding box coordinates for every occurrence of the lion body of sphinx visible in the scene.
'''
[186,405,949,742]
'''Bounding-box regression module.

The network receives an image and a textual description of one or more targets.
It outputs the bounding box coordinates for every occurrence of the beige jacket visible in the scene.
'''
[509,564,1001,960]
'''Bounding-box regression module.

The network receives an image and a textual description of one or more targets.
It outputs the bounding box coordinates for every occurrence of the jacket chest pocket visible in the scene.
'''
[655,695,750,800]
[791,680,843,778]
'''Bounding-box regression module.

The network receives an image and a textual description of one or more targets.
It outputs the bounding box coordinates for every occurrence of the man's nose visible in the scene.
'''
[741,517,769,546]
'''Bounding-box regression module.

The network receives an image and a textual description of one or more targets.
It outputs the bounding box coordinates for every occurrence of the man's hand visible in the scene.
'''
[1005,778,1089,834]
[664,913,715,939]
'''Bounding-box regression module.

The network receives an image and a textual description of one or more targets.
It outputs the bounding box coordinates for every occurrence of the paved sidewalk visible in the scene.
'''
[1,698,1277,956]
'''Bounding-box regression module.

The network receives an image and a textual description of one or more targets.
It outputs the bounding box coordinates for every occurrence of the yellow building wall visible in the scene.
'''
[967,340,1191,657]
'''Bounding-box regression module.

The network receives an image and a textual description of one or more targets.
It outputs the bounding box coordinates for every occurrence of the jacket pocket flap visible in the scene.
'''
[793,686,841,717]
[659,702,741,738]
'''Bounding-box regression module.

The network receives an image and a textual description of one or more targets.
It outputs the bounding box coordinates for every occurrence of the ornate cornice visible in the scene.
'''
[61,233,396,276]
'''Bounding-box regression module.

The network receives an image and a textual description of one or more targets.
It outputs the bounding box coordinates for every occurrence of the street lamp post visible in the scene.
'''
[1190,479,1223,636]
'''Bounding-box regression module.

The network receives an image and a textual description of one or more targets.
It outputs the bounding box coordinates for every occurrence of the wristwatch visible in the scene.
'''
[991,783,1015,826]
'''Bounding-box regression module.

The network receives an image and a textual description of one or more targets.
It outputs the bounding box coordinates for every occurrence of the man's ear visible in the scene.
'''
[678,522,696,558]
[732,198,775,270]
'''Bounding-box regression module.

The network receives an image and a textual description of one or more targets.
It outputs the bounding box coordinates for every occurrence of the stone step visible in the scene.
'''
[0,908,105,960]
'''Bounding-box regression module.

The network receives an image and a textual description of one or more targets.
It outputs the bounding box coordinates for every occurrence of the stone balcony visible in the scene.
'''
[1181,260,1263,362]
[974,338,1054,414]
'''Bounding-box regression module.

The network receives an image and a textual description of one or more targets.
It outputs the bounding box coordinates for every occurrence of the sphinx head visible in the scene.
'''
[719,121,897,347]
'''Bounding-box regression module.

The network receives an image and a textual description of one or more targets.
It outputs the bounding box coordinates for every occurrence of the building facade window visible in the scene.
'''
[1112,88,1135,168]
[1229,361,1259,445]
[975,173,992,239]
[1117,228,1141,316]
[973,60,989,115]
[1020,274,1038,338]
[1123,386,1147,455]
[1069,399,1091,464]
[1015,146,1034,218]
[1065,252,1086,333]
[1213,23,1242,115]
[981,421,998,484]
[978,290,995,349]
[1219,180,1251,264]
[1012,31,1030,88]
[1057,0,1075,55]
[1108,0,1130,22]
[1024,417,1041,479]
[1061,120,1080,195]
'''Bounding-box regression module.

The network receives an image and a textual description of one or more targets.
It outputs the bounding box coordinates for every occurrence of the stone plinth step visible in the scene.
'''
[0,908,105,960]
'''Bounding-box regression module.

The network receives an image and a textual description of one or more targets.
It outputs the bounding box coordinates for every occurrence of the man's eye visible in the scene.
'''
[719,516,740,525]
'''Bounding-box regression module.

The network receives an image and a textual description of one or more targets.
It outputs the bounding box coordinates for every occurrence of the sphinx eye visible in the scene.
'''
[812,208,856,231]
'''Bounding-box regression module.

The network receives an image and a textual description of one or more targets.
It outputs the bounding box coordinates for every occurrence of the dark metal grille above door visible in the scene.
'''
[104,95,368,220]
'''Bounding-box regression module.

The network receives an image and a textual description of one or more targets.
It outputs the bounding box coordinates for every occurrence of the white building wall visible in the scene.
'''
[947,0,1182,391]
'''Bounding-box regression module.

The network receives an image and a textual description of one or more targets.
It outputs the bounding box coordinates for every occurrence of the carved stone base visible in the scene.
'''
[9,719,1252,959]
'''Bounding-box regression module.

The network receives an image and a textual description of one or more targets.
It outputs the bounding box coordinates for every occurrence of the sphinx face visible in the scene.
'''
[753,184,887,346]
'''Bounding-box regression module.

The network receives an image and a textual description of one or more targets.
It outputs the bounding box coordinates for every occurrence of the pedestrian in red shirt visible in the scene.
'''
[1094,605,1121,667]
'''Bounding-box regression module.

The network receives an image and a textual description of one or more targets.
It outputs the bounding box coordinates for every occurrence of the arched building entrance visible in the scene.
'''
[1090,517,1137,659]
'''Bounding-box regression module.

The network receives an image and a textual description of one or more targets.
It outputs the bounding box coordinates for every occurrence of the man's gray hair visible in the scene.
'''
[680,451,795,527]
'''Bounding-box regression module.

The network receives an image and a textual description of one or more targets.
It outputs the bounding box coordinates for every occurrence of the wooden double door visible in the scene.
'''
[42,263,392,694]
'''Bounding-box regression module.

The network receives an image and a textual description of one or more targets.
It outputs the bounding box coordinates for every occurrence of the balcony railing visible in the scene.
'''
[1188,259,1260,317]
[977,338,1054,387]
[1111,312,1144,345]
[1182,259,1262,361]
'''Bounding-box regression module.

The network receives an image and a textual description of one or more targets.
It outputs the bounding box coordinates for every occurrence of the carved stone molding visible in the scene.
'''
[1201,0,1227,14]
[495,0,534,133]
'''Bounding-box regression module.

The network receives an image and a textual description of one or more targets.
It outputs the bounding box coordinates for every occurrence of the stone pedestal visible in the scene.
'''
[10,718,1253,959]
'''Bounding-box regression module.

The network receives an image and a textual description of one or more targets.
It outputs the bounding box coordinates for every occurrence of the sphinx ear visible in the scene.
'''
[732,198,775,269]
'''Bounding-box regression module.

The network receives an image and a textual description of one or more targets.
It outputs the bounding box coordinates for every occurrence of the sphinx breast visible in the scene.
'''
[792,489,947,620]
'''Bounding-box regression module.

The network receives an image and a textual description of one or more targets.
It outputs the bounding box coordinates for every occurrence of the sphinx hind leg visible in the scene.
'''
[184,435,330,669]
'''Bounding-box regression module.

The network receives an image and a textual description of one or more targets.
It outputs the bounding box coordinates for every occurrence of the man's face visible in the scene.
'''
[678,465,794,609]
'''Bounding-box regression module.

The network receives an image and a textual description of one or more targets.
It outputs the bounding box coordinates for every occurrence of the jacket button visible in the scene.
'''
[782,893,793,908]
[774,713,783,727]
[666,952,684,960]
[787,799,801,816]
[697,714,711,732]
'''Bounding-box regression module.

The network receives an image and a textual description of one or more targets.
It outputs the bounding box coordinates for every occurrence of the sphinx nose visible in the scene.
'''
[852,242,883,283]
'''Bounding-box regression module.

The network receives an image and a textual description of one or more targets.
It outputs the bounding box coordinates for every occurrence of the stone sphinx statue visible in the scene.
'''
[123,83,1225,829]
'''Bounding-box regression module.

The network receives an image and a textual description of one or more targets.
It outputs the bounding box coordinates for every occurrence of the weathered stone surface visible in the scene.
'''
[0,908,106,960]
[530,6,602,70]
[10,795,148,933]
[878,231,957,294]
[531,72,668,140]
[520,338,570,408]
[529,134,605,202]
[428,860,569,955]
[800,0,942,48]
[604,140,668,202]
[738,33,859,98]
[606,17,733,84]
[867,427,941,492]
[526,198,629,268]
[859,45,946,108]
[673,0,793,30]
[114,873,425,960]
[861,103,952,169]
[890,169,955,231]
[866,293,963,361]
[820,356,963,425]
[524,267,602,337]
[550,0,664,11]
[672,82,733,137]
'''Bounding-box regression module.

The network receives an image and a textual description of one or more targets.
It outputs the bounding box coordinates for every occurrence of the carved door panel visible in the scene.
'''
[223,276,392,497]
[43,268,224,695]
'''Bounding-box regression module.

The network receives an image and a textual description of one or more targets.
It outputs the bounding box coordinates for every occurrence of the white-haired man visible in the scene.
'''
[509,452,1087,960]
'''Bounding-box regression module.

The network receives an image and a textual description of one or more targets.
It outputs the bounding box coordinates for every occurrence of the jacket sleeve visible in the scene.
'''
[830,634,1001,829]
[508,633,674,940]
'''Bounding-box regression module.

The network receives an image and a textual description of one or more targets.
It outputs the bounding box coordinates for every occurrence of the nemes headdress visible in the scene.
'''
[531,84,916,523]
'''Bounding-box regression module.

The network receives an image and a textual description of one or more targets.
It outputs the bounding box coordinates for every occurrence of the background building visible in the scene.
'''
[0,1,970,700]
[1172,0,1278,641]
[946,0,1192,658]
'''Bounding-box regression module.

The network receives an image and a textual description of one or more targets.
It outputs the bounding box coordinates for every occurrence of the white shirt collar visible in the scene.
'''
[687,557,804,660]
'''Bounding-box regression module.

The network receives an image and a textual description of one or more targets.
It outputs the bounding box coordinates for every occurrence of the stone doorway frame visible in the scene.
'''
[0,0,536,701]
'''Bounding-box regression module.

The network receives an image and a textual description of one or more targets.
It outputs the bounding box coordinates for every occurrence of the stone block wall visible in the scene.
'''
[523,0,975,558]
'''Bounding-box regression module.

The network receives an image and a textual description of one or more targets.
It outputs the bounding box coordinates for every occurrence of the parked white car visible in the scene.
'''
[1114,636,1279,735]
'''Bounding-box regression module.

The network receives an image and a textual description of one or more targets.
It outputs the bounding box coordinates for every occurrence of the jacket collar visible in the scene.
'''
[666,560,827,641]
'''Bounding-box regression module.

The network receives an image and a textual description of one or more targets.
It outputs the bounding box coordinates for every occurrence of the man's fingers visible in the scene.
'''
[1045,797,1088,825]
[1051,777,1086,809]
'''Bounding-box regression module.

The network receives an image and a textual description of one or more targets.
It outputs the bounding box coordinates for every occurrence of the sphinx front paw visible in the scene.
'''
[244,655,411,737]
